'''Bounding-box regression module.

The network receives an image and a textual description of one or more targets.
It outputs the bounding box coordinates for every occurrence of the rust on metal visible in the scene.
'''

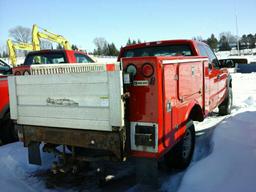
[22,125,125,159]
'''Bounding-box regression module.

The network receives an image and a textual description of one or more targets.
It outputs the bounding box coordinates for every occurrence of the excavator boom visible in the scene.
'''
[7,39,34,66]
[32,24,71,50]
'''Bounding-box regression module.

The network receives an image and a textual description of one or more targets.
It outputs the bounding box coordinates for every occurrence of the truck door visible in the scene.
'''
[197,44,216,112]
[204,46,224,109]
[163,64,178,147]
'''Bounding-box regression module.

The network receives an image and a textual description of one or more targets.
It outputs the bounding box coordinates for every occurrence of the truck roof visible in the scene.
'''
[26,49,87,55]
[123,39,199,49]
[118,39,204,60]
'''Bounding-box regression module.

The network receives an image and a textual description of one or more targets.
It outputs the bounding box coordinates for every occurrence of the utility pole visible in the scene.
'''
[235,0,240,55]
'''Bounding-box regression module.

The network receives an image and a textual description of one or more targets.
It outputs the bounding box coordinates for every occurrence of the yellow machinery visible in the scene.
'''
[7,39,34,67]
[7,24,72,66]
[32,24,72,51]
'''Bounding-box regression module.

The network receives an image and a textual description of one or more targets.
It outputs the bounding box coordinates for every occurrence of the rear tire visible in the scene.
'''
[164,121,195,170]
[0,112,18,144]
[219,87,233,116]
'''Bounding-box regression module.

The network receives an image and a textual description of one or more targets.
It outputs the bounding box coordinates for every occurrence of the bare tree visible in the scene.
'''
[93,37,108,55]
[40,40,53,49]
[8,26,31,43]
[219,32,236,45]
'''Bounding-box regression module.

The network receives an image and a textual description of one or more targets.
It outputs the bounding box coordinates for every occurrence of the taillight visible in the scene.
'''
[142,63,154,77]
[126,64,137,77]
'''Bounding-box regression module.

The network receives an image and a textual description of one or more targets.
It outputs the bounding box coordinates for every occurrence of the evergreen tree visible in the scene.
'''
[127,38,132,45]
[56,44,63,50]
[240,34,249,49]
[109,43,119,56]
[247,34,255,49]
[206,34,218,50]
[71,44,78,50]
[219,35,231,51]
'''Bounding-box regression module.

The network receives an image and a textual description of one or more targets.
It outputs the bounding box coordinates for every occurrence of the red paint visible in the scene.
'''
[106,64,115,71]
[0,77,9,118]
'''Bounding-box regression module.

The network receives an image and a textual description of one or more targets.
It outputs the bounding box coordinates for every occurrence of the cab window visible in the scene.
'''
[122,44,194,58]
[198,45,208,57]
[75,54,94,63]
[204,45,220,69]
[24,52,67,65]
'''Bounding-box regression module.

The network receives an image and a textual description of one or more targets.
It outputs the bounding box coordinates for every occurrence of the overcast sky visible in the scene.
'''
[0,0,255,52]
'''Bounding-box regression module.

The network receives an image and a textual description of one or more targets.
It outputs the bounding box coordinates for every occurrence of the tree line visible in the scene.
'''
[92,37,142,56]
[199,32,256,51]
[1,25,256,58]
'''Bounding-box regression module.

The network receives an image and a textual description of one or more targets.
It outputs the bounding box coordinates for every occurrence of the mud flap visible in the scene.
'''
[28,142,42,165]
[136,158,158,187]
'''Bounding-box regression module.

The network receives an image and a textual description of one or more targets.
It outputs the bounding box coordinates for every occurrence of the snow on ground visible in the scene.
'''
[1,73,256,192]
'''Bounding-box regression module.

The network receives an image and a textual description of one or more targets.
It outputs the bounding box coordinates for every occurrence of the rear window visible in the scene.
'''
[75,53,94,63]
[122,44,193,58]
[24,52,67,65]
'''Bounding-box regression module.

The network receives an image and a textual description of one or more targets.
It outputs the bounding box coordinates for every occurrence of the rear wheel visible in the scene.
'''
[164,121,195,170]
[219,87,233,116]
[0,112,18,144]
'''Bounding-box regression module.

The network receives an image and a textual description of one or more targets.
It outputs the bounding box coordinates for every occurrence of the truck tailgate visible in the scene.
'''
[8,64,124,131]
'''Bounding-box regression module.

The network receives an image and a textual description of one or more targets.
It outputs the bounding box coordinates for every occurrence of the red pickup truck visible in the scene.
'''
[13,50,95,75]
[0,50,94,144]
[120,40,232,171]
[9,39,232,183]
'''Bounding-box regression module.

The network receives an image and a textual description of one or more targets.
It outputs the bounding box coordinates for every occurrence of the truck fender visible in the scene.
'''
[185,101,204,123]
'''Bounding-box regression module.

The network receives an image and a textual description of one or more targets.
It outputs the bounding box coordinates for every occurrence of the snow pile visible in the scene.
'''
[176,111,256,192]
[232,73,256,109]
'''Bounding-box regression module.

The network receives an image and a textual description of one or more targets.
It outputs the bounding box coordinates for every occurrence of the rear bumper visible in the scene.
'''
[21,125,125,160]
